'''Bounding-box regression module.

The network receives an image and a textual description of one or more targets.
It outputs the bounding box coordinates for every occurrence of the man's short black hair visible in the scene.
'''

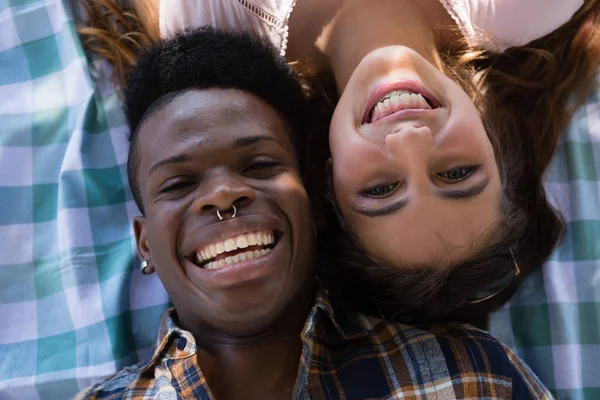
[124,26,308,214]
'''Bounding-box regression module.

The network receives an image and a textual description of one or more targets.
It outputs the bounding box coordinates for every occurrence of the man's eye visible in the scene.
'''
[160,181,193,193]
[437,167,477,182]
[244,160,281,171]
[243,160,283,178]
[362,183,398,198]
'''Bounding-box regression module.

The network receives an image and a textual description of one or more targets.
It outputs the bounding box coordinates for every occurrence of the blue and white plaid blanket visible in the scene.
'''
[0,1,598,399]
[0,1,169,399]
[490,85,600,400]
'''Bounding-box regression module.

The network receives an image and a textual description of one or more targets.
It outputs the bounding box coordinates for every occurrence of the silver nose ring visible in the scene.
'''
[216,205,236,221]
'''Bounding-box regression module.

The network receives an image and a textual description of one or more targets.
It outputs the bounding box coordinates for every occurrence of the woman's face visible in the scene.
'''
[329,45,503,268]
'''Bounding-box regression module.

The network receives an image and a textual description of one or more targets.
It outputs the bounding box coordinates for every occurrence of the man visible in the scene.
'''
[76,27,551,399]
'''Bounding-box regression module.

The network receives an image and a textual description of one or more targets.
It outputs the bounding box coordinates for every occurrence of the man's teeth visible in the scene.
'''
[195,231,275,269]
[370,90,431,123]
[203,248,272,270]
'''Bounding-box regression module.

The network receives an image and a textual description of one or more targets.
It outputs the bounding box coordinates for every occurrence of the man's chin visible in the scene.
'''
[205,281,313,339]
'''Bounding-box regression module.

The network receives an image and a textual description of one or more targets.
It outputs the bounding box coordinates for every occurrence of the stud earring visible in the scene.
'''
[140,260,155,275]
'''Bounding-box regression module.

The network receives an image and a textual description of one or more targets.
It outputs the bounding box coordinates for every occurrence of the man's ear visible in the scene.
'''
[133,216,152,266]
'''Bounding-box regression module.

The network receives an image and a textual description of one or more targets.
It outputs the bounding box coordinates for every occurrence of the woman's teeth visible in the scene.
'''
[370,90,432,123]
[194,231,275,270]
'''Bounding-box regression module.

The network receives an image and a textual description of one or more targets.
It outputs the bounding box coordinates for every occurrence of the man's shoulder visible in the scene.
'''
[73,364,145,400]
[366,317,517,371]
[349,316,552,398]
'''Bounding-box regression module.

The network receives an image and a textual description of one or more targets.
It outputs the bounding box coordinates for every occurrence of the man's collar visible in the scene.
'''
[141,281,373,372]
[303,283,372,342]
[139,309,196,372]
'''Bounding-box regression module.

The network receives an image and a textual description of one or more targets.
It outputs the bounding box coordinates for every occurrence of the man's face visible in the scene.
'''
[134,88,315,336]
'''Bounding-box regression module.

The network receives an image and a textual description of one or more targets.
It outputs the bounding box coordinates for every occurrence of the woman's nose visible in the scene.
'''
[384,124,433,162]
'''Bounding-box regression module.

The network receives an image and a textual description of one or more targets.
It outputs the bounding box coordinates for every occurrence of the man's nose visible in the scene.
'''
[193,172,255,218]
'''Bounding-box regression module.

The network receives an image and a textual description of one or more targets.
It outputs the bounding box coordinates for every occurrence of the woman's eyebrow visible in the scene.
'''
[353,177,491,217]
[437,178,490,199]
[353,197,410,217]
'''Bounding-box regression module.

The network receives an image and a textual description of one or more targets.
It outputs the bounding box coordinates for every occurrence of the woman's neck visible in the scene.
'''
[321,0,454,91]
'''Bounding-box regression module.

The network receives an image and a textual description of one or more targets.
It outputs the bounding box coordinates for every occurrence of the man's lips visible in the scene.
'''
[181,216,284,270]
[193,230,278,270]
[362,80,441,124]
[182,228,287,289]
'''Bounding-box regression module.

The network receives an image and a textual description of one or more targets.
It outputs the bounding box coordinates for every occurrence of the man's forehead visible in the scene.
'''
[142,88,282,134]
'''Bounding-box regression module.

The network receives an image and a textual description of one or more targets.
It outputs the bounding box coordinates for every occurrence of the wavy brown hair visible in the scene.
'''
[76,0,156,87]
[320,0,600,325]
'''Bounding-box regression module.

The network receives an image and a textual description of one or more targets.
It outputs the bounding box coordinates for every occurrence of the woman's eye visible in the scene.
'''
[362,183,398,198]
[160,181,193,193]
[437,167,477,182]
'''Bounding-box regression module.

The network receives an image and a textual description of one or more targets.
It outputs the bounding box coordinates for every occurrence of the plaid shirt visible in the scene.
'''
[75,286,552,400]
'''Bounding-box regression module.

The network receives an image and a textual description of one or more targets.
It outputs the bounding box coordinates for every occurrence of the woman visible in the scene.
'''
[78,0,600,321]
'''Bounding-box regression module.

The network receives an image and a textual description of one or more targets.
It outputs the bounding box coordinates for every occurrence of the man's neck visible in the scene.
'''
[193,284,316,400]
[320,0,454,92]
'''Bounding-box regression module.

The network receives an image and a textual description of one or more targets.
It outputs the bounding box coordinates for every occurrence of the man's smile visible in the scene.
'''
[193,230,277,269]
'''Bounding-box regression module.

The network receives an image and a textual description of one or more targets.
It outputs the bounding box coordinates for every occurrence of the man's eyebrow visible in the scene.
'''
[149,153,189,176]
[438,178,490,199]
[234,135,282,148]
[147,135,282,176]
[352,197,410,217]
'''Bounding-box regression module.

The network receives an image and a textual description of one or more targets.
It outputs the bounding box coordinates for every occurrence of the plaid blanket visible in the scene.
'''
[0,1,169,399]
[489,83,600,400]
[0,1,598,399]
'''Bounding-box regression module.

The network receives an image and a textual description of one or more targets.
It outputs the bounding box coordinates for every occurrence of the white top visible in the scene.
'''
[159,0,298,55]
[159,0,584,54]
[440,0,584,51]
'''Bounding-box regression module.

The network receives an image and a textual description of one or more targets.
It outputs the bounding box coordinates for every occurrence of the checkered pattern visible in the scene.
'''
[75,285,552,400]
[489,78,600,400]
[0,1,169,399]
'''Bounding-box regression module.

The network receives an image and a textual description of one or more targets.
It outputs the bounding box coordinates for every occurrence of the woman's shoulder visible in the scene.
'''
[440,0,584,51]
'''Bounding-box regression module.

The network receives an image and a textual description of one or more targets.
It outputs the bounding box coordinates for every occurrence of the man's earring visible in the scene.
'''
[140,260,155,275]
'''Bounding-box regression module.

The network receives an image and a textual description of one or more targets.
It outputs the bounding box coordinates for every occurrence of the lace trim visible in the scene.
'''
[235,0,285,29]
[235,0,295,56]
[437,0,472,41]
[437,0,502,51]
[279,0,298,56]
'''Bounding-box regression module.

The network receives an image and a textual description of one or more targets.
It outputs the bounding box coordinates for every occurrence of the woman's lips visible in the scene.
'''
[369,91,432,123]
[362,80,441,124]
